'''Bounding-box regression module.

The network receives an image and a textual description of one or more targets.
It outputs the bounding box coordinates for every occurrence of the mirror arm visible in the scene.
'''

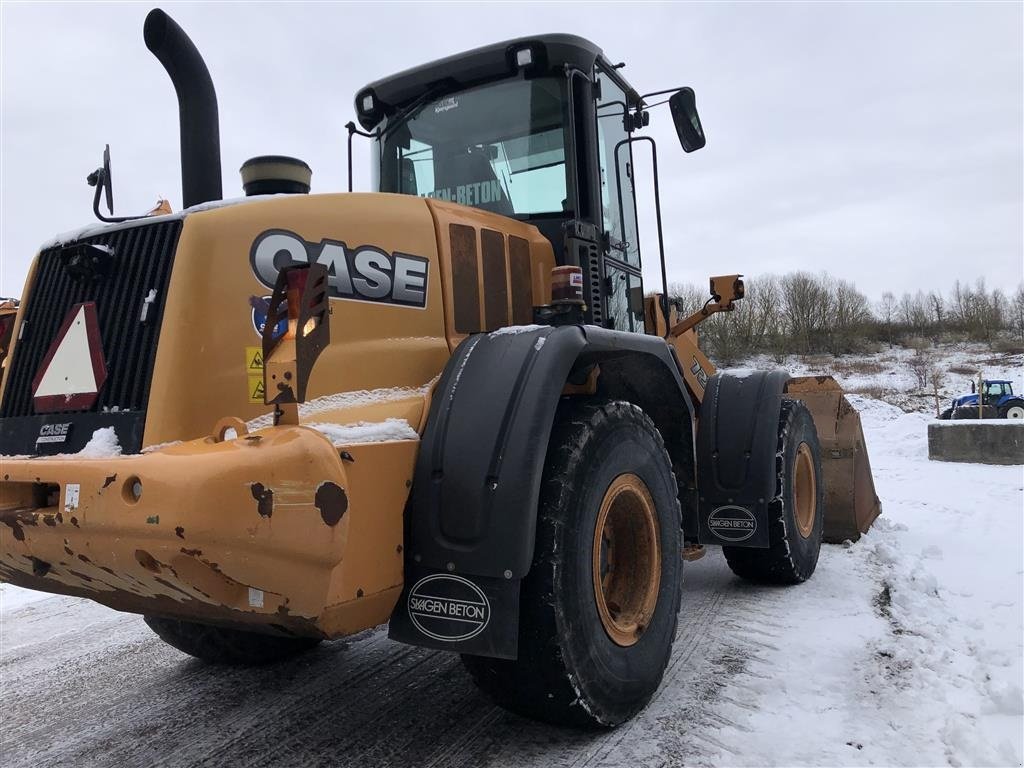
[86,168,137,224]
[638,86,689,104]
[345,121,377,193]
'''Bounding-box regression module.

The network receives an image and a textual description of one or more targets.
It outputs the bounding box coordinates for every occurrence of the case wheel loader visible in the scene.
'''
[0,9,881,728]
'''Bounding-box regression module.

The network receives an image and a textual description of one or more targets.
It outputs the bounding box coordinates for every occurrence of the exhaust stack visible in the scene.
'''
[143,8,222,208]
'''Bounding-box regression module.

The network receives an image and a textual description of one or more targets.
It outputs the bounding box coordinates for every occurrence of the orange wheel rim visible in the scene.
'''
[592,473,661,647]
[793,442,817,538]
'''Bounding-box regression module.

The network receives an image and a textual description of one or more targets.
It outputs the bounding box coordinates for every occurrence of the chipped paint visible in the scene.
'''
[250,482,274,518]
[314,482,348,527]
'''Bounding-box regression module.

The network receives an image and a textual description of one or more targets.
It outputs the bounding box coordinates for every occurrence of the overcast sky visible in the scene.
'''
[2,1,1021,301]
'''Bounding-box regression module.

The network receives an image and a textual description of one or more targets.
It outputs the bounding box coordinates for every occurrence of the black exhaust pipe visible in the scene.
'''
[143,8,222,208]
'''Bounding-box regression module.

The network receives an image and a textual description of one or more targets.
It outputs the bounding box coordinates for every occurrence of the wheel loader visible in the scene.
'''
[0,9,881,727]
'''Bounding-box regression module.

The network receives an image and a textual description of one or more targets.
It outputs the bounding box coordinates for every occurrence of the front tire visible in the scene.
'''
[144,616,321,665]
[723,399,824,584]
[462,400,682,728]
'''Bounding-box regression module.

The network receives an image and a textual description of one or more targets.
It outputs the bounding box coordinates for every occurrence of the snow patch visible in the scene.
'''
[489,324,546,336]
[77,427,122,458]
[307,418,418,446]
[246,381,433,431]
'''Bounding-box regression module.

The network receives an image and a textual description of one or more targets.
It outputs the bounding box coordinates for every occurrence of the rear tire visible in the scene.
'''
[999,401,1024,419]
[144,615,321,665]
[461,399,682,728]
[938,407,953,420]
[723,399,824,584]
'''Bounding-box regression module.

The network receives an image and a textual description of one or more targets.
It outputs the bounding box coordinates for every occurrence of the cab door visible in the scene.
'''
[594,64,645,332]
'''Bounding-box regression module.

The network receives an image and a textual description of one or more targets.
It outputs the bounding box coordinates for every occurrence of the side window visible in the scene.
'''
[595,67,640,268]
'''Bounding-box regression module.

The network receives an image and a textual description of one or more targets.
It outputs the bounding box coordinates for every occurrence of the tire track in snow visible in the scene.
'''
[2,552,766,768]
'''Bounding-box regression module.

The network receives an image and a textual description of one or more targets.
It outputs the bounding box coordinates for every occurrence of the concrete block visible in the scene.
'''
[928,420,1024,465]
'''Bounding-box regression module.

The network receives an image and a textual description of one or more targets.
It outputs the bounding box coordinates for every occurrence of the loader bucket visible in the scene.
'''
[786,376,881,542]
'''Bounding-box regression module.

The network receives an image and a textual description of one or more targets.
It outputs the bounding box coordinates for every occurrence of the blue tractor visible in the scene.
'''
[938,379,1024,420]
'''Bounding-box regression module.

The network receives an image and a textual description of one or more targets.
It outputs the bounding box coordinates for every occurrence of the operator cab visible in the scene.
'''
[353,35,704,332]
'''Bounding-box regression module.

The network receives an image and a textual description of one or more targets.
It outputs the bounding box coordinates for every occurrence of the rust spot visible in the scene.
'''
[356,588,364,598]
[43,516,57,527]
[70,516,79,528]
[396,544,403,553]
[68,569,94,583]
[250,482,274,518]
[180,547,203,557]
[276,604,291,617]
[315,482,348,527]
[102,474,117,489]
[64,546,74,556]
[4,520,25,542]
[134,550,161,573]
[175,526,185,539]
[29,557,51,577]
[55,512,63,524]
[100,566,116,575]
[77,554,91,563]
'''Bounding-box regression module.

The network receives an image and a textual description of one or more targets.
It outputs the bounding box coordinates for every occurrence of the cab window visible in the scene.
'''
[595,67,640,268]
[376,78,569,217]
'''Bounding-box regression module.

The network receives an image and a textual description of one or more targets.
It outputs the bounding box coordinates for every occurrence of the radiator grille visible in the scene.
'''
[1,220,181,419]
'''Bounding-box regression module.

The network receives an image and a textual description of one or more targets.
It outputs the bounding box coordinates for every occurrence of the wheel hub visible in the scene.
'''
[592,473,661,647]
[793,442,817,538]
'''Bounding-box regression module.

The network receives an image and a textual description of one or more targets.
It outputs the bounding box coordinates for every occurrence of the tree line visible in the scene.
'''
[668,274,1024,364]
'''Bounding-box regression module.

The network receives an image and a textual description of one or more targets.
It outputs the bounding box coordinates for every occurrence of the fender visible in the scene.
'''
[695,370,790,549]
[388,324,694,658]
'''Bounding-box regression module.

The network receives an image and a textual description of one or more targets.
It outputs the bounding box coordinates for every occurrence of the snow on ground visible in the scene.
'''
[0,582,54,614]
[663,395,1023,767]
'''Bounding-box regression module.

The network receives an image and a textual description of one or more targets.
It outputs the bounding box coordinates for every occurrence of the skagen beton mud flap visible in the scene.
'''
[388,565,520,659]
[394,325,694,658]
[696,371,791,549]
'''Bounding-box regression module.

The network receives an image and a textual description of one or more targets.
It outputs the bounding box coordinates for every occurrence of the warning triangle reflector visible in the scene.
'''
[32,302,107,413]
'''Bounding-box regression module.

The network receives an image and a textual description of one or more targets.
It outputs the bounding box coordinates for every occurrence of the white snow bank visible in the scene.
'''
[307,418,418,446]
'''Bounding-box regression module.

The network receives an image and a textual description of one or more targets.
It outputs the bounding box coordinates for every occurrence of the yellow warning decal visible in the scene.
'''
[245,346,264,371]
[248,376,265,404]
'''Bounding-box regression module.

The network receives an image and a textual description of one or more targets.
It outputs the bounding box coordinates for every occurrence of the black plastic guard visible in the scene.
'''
[388,564,521,659]
[407,325,586,579]
[696,371,790,549]
[389,324,693,658]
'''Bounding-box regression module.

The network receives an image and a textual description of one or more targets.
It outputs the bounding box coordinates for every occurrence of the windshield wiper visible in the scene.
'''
[379,84,450,141]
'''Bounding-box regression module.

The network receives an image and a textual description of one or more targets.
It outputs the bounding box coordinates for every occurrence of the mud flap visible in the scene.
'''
[695,371,790,549]
[388,564,520,659]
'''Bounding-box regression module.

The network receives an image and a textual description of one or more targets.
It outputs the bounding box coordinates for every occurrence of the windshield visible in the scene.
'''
[374,77,569,217]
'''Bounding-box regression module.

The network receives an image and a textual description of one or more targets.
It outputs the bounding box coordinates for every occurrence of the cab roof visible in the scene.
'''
[355,34,639,129]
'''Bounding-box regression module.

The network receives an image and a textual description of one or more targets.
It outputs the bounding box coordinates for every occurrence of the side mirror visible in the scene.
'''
[668,88,706,153]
